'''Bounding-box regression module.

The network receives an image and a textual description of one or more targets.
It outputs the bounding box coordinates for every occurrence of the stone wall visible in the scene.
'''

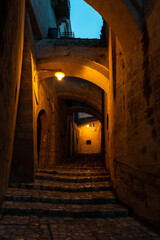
[41,78,69,165]
[10,14,35,182]
[54,96,69,164]
[0,1,25,203]
[77,121,101,154]
[10,9,69,176]
[10,12,53,181]
[105,2,160,228]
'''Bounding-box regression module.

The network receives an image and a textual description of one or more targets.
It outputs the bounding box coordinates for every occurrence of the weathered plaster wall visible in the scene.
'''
[0,1,25,203]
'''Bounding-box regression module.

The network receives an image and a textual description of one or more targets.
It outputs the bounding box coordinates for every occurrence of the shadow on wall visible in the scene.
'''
[37,110,49,168]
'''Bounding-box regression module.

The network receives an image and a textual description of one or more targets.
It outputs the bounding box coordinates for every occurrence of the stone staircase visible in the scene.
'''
[1,162,130,219]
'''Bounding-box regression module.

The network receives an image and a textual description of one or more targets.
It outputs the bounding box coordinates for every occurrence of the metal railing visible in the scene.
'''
[61,32,75,38]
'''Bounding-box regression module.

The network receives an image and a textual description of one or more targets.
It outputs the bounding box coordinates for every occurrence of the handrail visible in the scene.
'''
[114,160,160,179]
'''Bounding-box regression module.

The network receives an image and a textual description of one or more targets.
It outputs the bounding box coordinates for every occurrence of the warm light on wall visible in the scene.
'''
[87,125,89,128]
[55,71,65,81]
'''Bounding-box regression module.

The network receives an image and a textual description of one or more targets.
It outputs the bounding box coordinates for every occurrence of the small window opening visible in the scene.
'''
[86,140,91,145]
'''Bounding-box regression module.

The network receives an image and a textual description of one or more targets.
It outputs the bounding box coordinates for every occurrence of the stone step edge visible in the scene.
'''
[36,176,110,183]
[4,196,118,205]
[36,173,110,178]
[37,171,108,176]
[39,167,105,170]
[8,184,112,192]
[0,208,130,218]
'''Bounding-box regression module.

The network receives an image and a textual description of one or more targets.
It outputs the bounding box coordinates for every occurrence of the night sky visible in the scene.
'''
[70,0,103,39]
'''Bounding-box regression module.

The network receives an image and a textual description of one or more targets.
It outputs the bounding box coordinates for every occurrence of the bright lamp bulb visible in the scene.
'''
[87,125,89,128]
[55,72,65,81]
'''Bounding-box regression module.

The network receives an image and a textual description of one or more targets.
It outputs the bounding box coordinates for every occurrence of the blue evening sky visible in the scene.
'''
[70,0,103,39]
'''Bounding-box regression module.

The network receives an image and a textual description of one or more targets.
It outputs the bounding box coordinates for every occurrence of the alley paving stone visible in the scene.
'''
[0,161,160,239]
[0,217,159,240]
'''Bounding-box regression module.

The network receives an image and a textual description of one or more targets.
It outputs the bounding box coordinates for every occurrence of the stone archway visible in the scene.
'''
[37,56,110,93]
[68,106,102,123]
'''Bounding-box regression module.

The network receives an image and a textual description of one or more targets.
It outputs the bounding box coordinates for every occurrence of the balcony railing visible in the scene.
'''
[61,32,75,38]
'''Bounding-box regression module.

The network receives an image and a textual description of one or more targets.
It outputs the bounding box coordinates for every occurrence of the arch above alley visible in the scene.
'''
[37,56,110,93]
[58,92,102,114]
[36,39,109,68]
[68,106,102,123]
[41,75,103,114]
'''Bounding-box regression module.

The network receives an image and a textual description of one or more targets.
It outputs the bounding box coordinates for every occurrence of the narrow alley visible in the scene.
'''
[0,0,160,239]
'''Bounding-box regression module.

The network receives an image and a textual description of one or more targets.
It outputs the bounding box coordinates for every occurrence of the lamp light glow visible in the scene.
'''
[87,125,89,128]
[55,71,65,81]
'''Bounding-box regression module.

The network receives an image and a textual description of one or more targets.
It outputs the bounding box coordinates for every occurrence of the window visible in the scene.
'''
[86,140,91,145]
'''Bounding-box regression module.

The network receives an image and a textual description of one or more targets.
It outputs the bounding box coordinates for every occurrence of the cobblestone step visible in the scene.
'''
[1,162,160,239]
[38,169,108,177]
[37,172,109,179]
[5,188,117,204]
[43,165,106,170]
[36,173,110,182]
[59,162,104,167]
[0,216,159,240]
[9,181,112,192]
[0,201,130,218]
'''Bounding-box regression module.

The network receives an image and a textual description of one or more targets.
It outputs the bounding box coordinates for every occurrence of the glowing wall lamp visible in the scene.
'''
[55,71,65,81]
[38,69,65,81]
[87,125,89,128]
